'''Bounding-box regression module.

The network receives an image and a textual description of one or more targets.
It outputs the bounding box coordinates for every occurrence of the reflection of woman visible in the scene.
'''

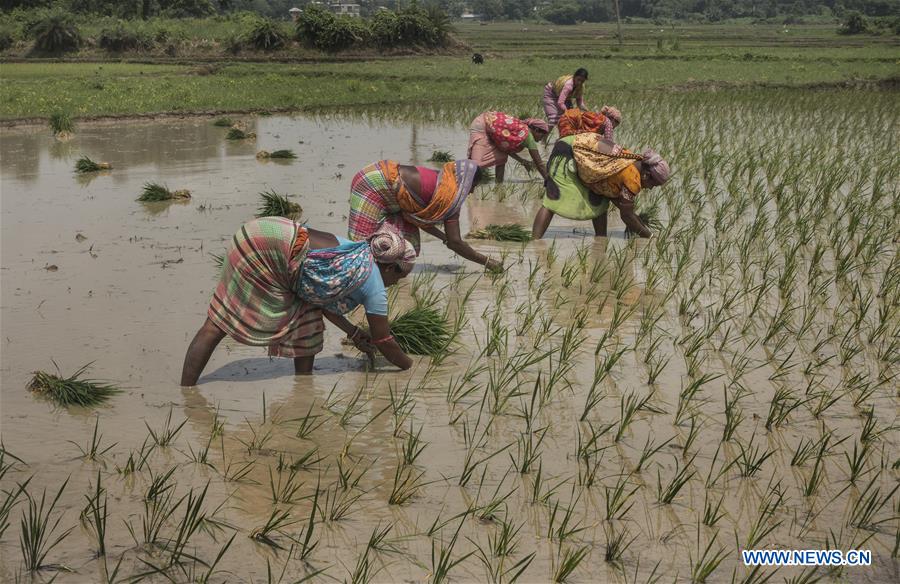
[543,68,589,126]
[531,134,671,239]
[180,219,416,385]
[467,111,549,183]
[348,159,502,272]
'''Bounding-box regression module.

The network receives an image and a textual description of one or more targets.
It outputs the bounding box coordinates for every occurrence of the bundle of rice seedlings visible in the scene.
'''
[256,149,297,160]
[49,112,74,138]
[256,189,302,219]
[226,127,256,140]
[212,117,233,127]
[390,305,450,356]
[626,206,664,236]
[467,223,532,242]
[474,166,494,184]
[138,182,191,202]
[28,363,121,407]
[74,156,111,173]
[428,150,454,163]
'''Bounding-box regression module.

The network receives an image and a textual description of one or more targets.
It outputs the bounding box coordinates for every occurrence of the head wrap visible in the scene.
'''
[600,106,622,125]
[641,149,671,186]
[368,224,416,274]
[524,118,550,135]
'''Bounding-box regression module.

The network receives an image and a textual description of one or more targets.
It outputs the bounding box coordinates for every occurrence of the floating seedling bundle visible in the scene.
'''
[428,150,453,163]
[28,363,120,407]
[256,149,297,160]
[212,117,233,127]
[226,127,256,140]
[49,112,74,139]
[256,189,302,219]
[74,156,111,173]
[467,223,532,242]
[138,182,191,202]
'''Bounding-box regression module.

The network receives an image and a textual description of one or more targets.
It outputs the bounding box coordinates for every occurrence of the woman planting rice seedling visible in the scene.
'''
[542,68,589,127]
[180,219,416,385]
[348,159,503,273]
[557,106,621,140]
[467,111,549,183]
[531,133,670,239]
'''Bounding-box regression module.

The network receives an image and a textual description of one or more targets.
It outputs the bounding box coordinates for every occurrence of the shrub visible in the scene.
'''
[296,6,368,52]
[839,11,869,35]
[245,17,288,52]
[0,28,14,51]
[29,13,82,53]
[370,5,448,49]
[541,1,580,25]
[98,23,153,52]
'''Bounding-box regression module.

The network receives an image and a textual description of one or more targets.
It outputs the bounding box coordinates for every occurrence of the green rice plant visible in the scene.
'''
[294,401,326,439]
[428,150,454,163]
[292,478,319,561]
[468,223,532,242]
[554,544,590,581]
[430,518,474,584]
[388,462,425,505]
[0,471,30,541]
[80,470,107,556]
[269,467,304,505]
[399,420,427,466]
[255,189,302,219]
[75,156,111,173]
[145,466,177,502]
[604,473,639,520]
[635,434,673,473]
[138,182,191,202]
[764,387,804,431]
[69,416,116,460]
[28,363,121,407]
[702,491,726,527]
[145,407,187,447]
[321,481,365,522]
[49,111,74,136]
[657,454,697,504]
[256,149,297,160]
[843,441,871,483]
[289,446,324,471]
[614,391,652,443]
[848,473,899,531]
[250,507,295,549]
[212,117,233,127]
[547,489,589,543]
[19,478,73,571]
[735,434,775,478]
[859,407,892,444]
[529,461,567,506]
[391,305,450,356]
[126,488,179,547]
[689,527,727,583]
[722,387,743,442]
[603,522,636,565]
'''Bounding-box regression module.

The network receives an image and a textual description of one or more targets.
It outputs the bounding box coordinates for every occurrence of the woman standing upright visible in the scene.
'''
[543,68,589,127]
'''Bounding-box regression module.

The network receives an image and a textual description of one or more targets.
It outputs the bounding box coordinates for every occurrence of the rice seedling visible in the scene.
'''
[657,454,697,504]
[80,470,108,556]
[291,479,319,561]
[390,304,450,356]
[428,150,454,163]
[269,467,304,505]
[212,117,233,127]
[0,473,30,541]
[145,407,188,447]
[49,111,74,137]
[387,462,425,506]
[226,127,255,140]
[603,522,636,565]
[399,420,427,466]
[614,391,653,443]
[604,473,639,520]
[145,466,177,502]
[320,481,366,522]
[138,182,191,202]
[19,478,73,571]
[116,437,155,476]
[256,149,297,159]
[702,491,726,527]
[554,544,590,581]
[69,416,116,460]
[689,526,727,583]
[735,434,775,478]
[74,156,111,173]
[250,507,295,549]
[764,388,805,431]
[468,223,532,242]
[28,363,121,407]
[848,473,899,531]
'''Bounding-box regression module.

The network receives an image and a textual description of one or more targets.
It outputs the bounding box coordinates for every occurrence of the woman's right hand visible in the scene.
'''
[485,258,504,274]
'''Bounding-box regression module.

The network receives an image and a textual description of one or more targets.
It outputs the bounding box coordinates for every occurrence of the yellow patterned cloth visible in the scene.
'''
[572,133,643,200]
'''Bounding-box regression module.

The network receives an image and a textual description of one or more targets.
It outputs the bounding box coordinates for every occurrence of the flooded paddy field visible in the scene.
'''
[1,89,898,583]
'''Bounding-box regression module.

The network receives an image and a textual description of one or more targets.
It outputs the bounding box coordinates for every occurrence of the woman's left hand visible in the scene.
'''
[350,327,376,354]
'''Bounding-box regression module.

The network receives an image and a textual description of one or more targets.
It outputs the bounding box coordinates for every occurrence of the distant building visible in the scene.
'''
[330,2,360,17]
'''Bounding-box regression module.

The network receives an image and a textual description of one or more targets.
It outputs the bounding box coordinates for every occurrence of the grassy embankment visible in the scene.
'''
[0,22,897,121]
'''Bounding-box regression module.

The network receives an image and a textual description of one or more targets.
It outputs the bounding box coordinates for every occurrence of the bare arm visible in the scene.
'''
[612,198,652,238]
[557,82,572,111]
[422,219,502,272]
[367,313,412,370]
[527,149,547,179]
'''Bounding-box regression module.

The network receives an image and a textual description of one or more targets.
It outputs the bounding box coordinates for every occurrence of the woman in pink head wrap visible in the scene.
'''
[467,111,550,183]
[181,221,417,385]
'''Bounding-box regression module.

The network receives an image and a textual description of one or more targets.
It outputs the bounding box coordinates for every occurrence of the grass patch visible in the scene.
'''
[49,111,73,136]
[27,363,121,407]
[138,182,191,202]
[74,156,110,173]
[256,189,302,219]
[468,223,532,242]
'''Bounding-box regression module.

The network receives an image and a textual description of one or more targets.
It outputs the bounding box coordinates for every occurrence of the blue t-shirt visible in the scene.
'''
[337,236,388,316]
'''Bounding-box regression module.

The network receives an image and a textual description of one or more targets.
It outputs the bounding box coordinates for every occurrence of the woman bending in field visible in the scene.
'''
[467,111,550,183]
[543,68,589,127]
[348,159,503,273]
[557,106,622,141]
[531,133,670,239]
[180,219,416,385]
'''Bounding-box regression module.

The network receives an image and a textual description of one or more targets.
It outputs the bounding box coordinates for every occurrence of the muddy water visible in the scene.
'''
[1,114,897,583]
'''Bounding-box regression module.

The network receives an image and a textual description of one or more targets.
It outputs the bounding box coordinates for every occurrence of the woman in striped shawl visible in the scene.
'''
[180,219,416,385]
